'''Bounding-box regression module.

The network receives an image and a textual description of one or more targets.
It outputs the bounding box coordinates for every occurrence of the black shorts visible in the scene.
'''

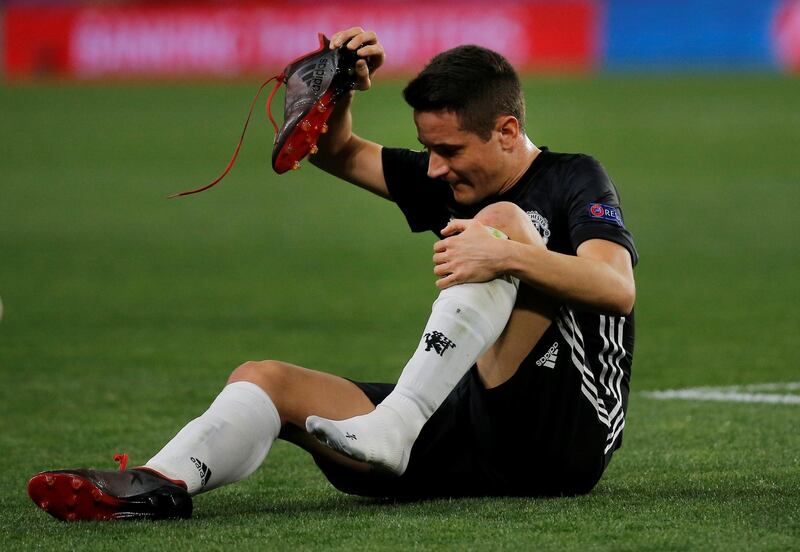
[314,323,625,498]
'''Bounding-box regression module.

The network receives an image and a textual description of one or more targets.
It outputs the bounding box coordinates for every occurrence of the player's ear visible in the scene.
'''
[496,116,520,149]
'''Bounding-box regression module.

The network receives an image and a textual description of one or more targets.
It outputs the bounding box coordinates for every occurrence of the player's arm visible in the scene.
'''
[309,28,390,199]
[433,220,636,315]
[507,237,636,315]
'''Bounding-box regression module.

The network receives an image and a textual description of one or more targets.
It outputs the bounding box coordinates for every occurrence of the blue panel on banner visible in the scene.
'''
[606,0,779,68]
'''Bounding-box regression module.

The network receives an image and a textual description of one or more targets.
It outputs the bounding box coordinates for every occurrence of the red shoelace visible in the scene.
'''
[168,73,286,198]
[113,453,129,472]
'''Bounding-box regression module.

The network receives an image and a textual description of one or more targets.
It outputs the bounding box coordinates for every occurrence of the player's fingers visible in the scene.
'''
[356,44,385,69]
[356,44,383,57]
[441,219,468,237]
[330,27,364,49]
[347,30,378,50]
[436,273,458,290]
[433,239,449,253]
[432,252,447,265]
[355,60,371,90]
[433,263,450,277]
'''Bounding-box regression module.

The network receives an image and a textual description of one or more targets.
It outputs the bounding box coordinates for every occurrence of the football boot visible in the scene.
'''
[271,33,359,173]
[170,33,359,197]
[27,454,192,521]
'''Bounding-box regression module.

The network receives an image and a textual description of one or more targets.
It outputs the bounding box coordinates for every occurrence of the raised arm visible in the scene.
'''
[309,28,390,199]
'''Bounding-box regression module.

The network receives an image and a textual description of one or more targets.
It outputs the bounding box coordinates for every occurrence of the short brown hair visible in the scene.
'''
[403,45,525,141]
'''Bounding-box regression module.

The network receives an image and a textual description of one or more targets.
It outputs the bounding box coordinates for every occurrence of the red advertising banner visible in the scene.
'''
[4,2,600,78]
[774,0,800,71]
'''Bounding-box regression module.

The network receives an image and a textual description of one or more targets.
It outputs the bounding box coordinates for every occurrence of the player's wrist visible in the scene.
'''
[504,240,545,280]
[495,238,521,278]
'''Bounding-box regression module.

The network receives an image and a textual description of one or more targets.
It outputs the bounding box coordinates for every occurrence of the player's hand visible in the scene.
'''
[432,219,509,289]
[329,27,385,91]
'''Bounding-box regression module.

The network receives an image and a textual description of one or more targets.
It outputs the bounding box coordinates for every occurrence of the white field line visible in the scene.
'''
[642,382,800,405]
[733,381,800,391]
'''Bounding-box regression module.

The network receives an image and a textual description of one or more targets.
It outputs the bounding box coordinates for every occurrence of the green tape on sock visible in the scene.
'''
[484,226,509,240]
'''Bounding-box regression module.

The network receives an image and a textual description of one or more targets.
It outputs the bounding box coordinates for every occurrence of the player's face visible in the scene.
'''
[414,110,507,205]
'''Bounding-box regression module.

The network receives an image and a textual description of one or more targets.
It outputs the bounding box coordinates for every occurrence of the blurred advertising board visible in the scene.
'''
[3,1,600,78]
[604,0,784,70]
[774,0,800,71]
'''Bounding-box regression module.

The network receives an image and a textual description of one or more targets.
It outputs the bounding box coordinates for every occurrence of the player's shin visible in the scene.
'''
[307,274,518,475]
[145,381,281,495]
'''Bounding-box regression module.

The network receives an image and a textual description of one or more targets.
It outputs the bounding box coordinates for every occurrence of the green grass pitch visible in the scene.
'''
[1,75,799,550]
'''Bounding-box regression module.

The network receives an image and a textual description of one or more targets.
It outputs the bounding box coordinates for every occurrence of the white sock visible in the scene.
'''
[145,381,281,495]
[307,274,518,475]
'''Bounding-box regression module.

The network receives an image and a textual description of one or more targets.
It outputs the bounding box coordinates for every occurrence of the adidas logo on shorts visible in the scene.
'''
[536,342,559,369]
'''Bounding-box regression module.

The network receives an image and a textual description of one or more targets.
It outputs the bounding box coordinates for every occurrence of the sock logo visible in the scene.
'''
[536,342,559,369]
[423,330,456,356]
[190,456,212,488]
[345,432,357,440]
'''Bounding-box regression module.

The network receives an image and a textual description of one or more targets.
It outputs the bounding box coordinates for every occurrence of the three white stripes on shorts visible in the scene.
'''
[556,308,627,454]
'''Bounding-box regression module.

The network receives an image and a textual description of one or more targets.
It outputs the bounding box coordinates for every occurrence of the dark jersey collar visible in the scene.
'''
[452,146,552,218]
[497,146,551,202]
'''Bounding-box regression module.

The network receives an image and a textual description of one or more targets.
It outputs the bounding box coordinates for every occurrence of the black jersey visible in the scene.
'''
[382,146,637,456]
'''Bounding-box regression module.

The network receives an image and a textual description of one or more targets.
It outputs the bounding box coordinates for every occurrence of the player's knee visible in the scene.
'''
[475,201,542,247]
[228,360,290,394]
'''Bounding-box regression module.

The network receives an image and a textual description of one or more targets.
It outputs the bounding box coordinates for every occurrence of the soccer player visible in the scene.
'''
[28,28,637,520]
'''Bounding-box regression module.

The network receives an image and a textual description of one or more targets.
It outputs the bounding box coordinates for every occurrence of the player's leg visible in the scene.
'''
[144,361,376,494]
[472,203,558,389]
[28,360,377,521]
[230,360,381,473]
[306,202,548,475]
